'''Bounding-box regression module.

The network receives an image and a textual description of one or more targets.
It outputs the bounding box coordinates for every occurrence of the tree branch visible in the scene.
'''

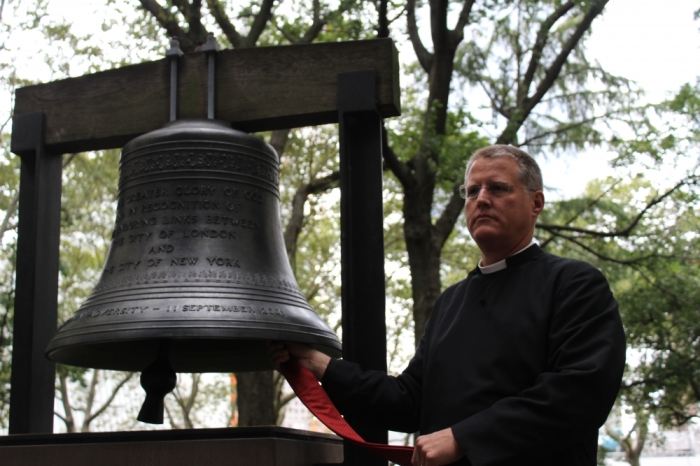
[382,125,413,188]
[138,0,191,49]
[496,0,609,144]
[518,1,575,107]
[164,403,181,429]
[433,183,464,249]
[82,369,99,431]
[283,172,340,268]
[245,0,275,48]
[0,190,18,237]
[206,0,242,48]
[407,0,433,72]
[525,0,609,116]
[449,0,476,47]
[269,129,290,158]
[298,0,325,43]
[542,231,662,265]
[185,373,200,415]
[58,372,76,433]
[83,372,135,426]
[539,180,621,249]
[518,115,602,147]
[185,0,207,40]
[377,0,389,38]
[537,177,689,239]
[171,0,190,18]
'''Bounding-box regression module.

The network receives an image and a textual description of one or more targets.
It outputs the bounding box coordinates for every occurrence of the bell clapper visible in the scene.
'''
[136,341,177,424]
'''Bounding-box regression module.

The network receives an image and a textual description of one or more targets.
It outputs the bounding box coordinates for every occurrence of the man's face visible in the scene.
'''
[464,157,544,255]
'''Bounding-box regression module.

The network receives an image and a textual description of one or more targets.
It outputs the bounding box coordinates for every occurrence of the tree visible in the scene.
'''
[383,0,643,343]
[535,79,700,464]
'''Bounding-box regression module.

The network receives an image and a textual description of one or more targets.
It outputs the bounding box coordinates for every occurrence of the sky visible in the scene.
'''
[6,1,700,201]
[540,0,700,200]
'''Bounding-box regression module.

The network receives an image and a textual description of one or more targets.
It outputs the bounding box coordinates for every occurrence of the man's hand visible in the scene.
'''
[411,427,464,466]
[267,341,331,380]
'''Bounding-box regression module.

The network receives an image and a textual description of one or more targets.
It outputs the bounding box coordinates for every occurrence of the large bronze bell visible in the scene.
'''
[46,119,341,376]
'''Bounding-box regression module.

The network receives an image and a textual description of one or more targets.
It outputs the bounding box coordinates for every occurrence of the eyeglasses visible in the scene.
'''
[459,182,523,200]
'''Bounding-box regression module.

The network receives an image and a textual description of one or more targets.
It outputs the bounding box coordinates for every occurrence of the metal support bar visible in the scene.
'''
[200,33,219,119]
[331,70,388,466]
[165,37,184,121]
[8,111,62,434]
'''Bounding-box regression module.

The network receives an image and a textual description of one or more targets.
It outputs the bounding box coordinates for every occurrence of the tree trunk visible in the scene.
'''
[401,47,457,344]
[236,371,275,426]
[626,452,641,466]
[403,197,444,345]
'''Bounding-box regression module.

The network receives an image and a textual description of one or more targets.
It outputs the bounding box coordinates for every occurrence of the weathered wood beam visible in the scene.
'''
[14,39,401,153]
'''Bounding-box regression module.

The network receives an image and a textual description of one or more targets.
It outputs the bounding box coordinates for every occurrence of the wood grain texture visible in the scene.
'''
[14,39,400,153]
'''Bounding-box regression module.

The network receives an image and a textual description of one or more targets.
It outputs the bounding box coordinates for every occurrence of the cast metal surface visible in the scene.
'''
[46,118,341,373]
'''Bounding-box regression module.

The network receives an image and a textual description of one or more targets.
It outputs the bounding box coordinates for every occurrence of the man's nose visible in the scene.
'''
[475,186,492,204]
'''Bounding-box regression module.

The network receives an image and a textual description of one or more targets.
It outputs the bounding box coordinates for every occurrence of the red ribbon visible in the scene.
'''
[280,358,414,466]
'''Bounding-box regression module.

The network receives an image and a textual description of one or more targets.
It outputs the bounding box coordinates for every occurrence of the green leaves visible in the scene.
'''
[539,148,700,434]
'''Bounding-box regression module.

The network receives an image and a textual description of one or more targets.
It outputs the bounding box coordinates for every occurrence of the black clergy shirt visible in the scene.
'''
[321,245,626,466]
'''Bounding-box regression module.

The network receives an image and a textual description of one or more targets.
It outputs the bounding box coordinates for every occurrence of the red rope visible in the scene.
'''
[280,358,414,466]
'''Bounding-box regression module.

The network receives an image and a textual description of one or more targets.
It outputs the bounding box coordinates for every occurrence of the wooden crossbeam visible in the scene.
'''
[14,39,400,153]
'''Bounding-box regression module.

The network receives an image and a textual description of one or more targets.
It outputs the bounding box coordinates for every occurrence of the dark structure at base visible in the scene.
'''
[0,426,342,466]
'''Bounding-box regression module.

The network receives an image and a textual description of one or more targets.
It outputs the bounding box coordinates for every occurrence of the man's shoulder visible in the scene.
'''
[527,248,611,295]
[532,248,603,276]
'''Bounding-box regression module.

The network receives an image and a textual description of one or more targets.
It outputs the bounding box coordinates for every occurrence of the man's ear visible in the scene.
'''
[532,191,545,217]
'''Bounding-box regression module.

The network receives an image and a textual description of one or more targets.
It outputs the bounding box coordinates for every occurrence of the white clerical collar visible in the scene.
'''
[478,241,536,274]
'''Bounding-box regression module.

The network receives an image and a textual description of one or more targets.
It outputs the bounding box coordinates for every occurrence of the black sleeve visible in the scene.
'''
[452,264,626,466]
[320,338,425,433]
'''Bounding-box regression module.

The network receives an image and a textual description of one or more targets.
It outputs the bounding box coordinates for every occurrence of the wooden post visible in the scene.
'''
[337,70,388,466]
[9,112,61,434]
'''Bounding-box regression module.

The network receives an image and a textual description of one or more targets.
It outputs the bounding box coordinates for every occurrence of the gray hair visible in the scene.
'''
[465,145,543,192]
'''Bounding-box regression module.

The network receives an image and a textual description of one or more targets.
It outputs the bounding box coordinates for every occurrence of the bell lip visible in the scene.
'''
[45,334,342,373]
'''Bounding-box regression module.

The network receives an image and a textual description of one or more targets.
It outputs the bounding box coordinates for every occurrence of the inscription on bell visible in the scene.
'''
[175,185,217,196]
[120,151,279,185]
[129,232,153,243]
[171,257,198,266]
[163,215,197,224]
[205,216,259,229]
[114,217,157,236]
[183,229,236,240]
[118,261,141,271]
[141,200,220,213]
[101,306,148,316]
[149,244,174,254]
[207,257,240,268]
[181,304,255,313]
[125,188,168,204]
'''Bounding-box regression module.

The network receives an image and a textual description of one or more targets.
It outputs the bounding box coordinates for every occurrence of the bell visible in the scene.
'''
[46,119,341,376]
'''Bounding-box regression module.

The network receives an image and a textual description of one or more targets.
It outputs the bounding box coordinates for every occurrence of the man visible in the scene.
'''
[270,145,626,466]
